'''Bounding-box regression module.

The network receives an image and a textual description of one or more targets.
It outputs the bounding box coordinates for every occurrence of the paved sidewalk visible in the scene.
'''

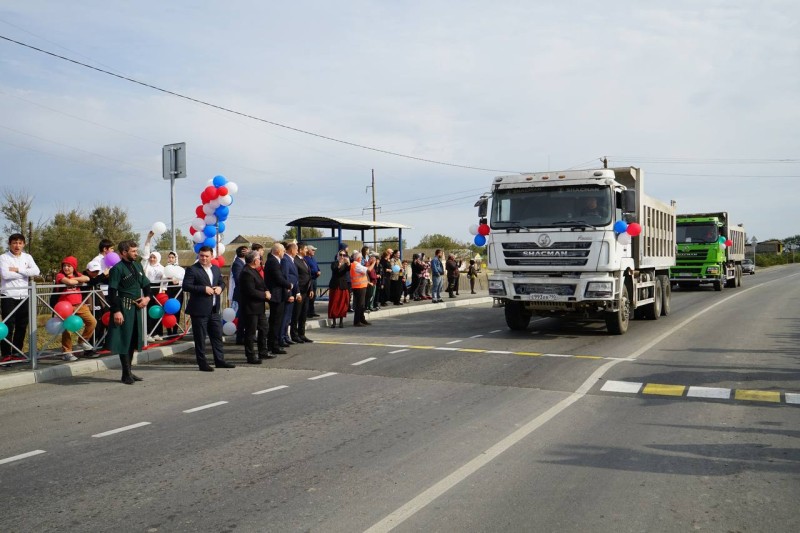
[0,291,494,391]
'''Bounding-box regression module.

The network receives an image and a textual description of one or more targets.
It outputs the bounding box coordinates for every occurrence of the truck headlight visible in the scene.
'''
[488,280,505,295]
[706,266,720,275]
[585,281,613,298]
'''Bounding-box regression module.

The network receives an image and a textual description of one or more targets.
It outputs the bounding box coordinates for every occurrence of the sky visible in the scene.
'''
[0,1,798,249]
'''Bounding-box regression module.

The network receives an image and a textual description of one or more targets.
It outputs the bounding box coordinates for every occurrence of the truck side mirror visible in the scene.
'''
[474,197,488,219]
[620,190,636,213]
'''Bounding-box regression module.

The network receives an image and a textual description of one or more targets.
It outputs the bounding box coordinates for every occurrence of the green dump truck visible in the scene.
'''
[670,212,746,291]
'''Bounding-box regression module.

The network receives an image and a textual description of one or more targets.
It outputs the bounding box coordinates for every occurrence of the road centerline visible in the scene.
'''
[183,401,228,414]
[92,422,151,438]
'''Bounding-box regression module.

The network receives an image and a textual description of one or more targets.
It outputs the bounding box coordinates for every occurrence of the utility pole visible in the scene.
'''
[370,169,377,247]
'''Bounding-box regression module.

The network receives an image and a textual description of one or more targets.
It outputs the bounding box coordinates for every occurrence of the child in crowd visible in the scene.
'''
[56,256,97,361]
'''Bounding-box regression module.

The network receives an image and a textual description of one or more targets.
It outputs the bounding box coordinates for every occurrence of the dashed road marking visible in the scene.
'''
[489,329,502,333]
[0,450,46,465]
[183,401,228,413]
[253,385,289,395]
[308,372,338,381]
[687,386,730,399]
[469,334,484,339]
[601,380,643,394]
[642,383,685,396]
[388,349,409,354]
[446,340,463,345]
[734,389,781,403]
[601,380,797,406]
[352,357,376,366]
[787,393,800,405]
[92,422,152,437]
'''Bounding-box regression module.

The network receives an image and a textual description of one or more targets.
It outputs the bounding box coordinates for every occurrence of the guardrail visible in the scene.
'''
[0,282,188,371]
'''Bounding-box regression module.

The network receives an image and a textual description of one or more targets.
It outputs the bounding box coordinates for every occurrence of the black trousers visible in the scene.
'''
[291,293,309,337]
[190,313,225,367]
[267,300,285,350]
[352,287,366,324]
[1,297,30,357]
[242,312,268,358]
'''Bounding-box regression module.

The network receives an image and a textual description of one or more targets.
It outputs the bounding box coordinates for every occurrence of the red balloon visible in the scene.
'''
[162,314,178,329]
[477,223,490,236]
[725,239,733,247]
[155,293,169,305]
[195,205,205,218]
[54,301,74,319]
[189,226,196,235]
[204,185,219,200]
[101,311,110,326]
[217,186,228,197]
[626,223,642,237]
[200,191,209,204]
[215,256,226,267]
[233,317,238,326]
[210,258,220,267]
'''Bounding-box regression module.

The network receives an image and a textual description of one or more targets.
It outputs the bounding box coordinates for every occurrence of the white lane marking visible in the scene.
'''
[786,393,800,405]
[365,271,790,533]
[486,350,512,354]
[253,385,289,395]
[183,401,228,413]
[434,347,459,351]
[489,329,502,333]
[352,357,377,366]
[388,349,409,354]
[687,386,731,399]
[446,340,463,345]
[600,381,643,394]
[469,334,483,339]
[308,372,338,381]
[385,344,410,348]
[92,422,151,438]
[542,353,573,358]
[0,450,46,465]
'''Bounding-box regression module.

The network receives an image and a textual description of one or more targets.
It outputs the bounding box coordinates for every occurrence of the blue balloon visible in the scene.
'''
[203,236,216,248]
[214,205,229,219]
[194,243,203,253]
[203,225,217,238]
[212,175,227,187]
[474,234,487,246]
[217,221,226,234]
[392,264,400,273]
[613,220,628,234]
[718,236,726,244]
[164,298,181,315]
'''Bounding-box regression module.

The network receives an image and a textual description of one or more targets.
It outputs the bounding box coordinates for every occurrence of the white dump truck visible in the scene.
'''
[476,166,676,334]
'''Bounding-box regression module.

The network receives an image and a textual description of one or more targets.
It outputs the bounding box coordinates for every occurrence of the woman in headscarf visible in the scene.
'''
[328,248,351,328]
[162,251,185,337]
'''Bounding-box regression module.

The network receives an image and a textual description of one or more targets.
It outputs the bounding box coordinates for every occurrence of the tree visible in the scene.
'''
[377,236,408,253]
[155,228,191,251]
[1,189,44,253]
[415,233,467,250]
[283,227,324,241]
[89,205,139,245]
[38,209,96,276]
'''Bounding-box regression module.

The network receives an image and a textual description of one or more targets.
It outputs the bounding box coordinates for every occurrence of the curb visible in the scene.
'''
[0,296,494,392]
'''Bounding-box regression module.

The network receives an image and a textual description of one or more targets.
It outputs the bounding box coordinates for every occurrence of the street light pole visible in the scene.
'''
[750,236,758,264]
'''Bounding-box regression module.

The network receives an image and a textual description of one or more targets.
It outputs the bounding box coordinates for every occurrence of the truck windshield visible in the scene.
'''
[491,185,612,228]
[676,223,718,244]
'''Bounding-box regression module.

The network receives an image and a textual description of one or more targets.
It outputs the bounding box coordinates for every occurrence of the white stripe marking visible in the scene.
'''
[92,422,151,438]
[434,347,459,351]
[0,450,46,465]
[489,329,502,333]
[253,385,288,395]
[542,353,573,358]
[388,349,409,354]
[183,401,228,413]
[446,340,463,345]
[308,372,338,380]
[352,357,376,366]
[687,386,731,399]
[600,380,643,394]
[385,344,409,348]
[486,350,512,354]
[469,334,484,339]
[785,393,800,405]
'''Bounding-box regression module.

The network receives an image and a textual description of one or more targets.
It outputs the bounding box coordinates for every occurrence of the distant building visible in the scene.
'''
[755,240,783,255]
[226,235,277,248]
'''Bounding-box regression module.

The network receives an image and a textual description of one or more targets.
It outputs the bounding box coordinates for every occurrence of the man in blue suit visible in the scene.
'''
[182,246,235,371]
[230,245,249,345]
[265,242,293,355]
[280,242,300,347]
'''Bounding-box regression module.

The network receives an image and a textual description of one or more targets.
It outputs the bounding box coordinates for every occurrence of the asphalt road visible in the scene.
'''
[1,266,799,532]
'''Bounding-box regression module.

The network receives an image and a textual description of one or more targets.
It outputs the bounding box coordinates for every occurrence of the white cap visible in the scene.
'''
[87,260,103,272]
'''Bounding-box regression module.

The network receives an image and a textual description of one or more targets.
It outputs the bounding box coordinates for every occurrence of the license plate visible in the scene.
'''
[529,294,558,301]
[678,273,693,277]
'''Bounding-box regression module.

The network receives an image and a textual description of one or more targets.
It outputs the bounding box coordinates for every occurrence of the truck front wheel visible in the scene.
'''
[504,301,532,331]
[714,275,724,291]
[605,284,630,335]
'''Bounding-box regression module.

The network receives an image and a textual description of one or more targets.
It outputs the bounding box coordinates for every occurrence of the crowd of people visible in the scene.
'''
[2,232,482,384]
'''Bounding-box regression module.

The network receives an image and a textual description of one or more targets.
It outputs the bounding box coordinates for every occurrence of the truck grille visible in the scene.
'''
[677,250,710,260]
[502,241,591,267]
[513,283,576,296]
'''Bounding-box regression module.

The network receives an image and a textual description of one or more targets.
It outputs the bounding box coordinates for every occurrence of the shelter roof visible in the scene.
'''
[286,216,411,230]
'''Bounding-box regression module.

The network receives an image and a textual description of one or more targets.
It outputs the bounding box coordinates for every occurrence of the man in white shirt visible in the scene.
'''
[0,233,41,361]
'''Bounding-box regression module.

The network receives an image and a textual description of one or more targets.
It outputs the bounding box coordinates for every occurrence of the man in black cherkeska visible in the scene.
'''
[106,240,152,385]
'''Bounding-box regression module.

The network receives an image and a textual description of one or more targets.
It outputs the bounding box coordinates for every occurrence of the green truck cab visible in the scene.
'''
[670,212,746,291]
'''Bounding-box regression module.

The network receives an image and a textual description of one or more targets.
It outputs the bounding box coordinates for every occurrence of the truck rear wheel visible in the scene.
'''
[659,275,671,316]
[641,279,662,320]
[605,284,630,335]
[504,301,531,331]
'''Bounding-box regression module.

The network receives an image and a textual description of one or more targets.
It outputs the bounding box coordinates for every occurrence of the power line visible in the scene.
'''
[0,34,520,174]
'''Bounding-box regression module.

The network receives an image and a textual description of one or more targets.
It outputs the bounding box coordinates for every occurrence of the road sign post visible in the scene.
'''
[162,143,187,253]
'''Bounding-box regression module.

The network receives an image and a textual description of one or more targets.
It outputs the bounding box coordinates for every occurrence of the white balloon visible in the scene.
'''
[218,194,233,206]
[617,232,632,245]
[207,178,214,185]
[719,243,726,250]
[152,221,167,235]
[164,265,186,280]
[221,307,236,322]
[192,232,205,244]
[209,198,221,208]
[202,203,216,215]
[204,214,217,226]
[216,243,226,255]
[225,182,238,195]
[191,218,206,231]
[222,322,237,336]
[468,224,479,236]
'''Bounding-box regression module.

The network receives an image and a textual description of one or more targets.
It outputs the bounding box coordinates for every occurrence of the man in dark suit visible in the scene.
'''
[238,251,272,363]
[291,242,314,343]
[264,242,293,355]
[182,246,235,371]
[230,245,249,345]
